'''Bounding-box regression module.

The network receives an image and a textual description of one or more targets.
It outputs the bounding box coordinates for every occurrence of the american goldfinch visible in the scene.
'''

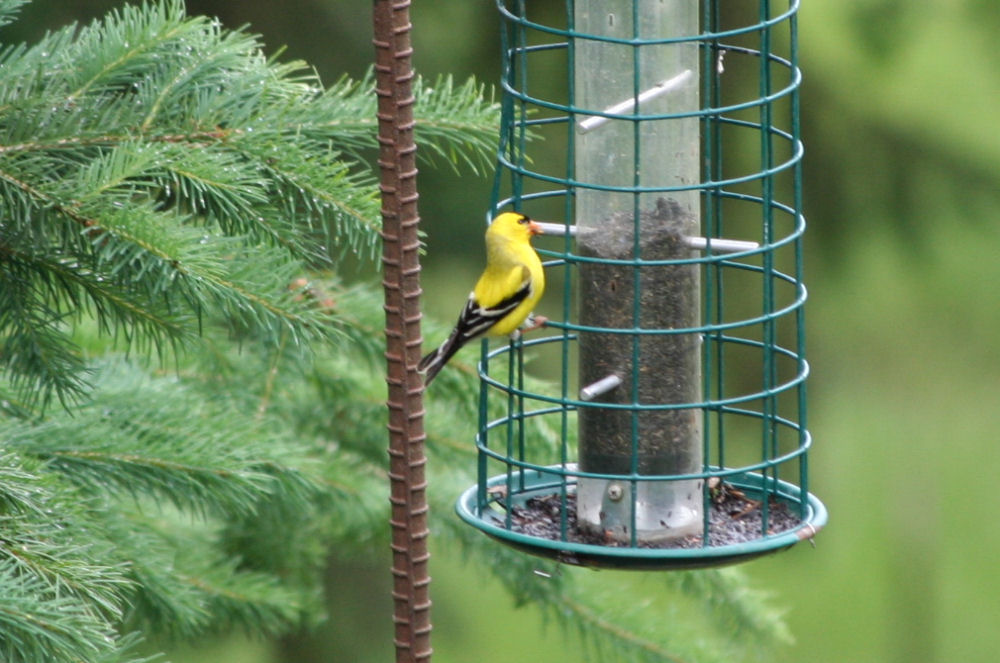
[419,212,546,385]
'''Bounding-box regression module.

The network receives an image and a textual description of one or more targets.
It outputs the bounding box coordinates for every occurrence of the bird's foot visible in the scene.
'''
[520,314,548,333]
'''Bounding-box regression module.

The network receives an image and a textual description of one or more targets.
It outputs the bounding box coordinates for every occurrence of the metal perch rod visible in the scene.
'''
[534,222,759,253]
[577,69,694,133]
[580,374,623,401]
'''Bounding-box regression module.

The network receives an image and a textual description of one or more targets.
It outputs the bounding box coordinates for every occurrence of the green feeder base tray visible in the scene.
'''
[456,465,827,571]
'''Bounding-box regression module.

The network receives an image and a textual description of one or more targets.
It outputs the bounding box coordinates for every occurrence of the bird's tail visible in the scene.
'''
[417,330,464,386]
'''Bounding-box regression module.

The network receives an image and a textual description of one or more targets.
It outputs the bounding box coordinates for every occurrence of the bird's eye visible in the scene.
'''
[517,215,529,225]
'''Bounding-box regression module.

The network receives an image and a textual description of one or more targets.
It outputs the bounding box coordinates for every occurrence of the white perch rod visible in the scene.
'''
[577,69,694,134]
[534,222,758,253]
[580,374,623,401]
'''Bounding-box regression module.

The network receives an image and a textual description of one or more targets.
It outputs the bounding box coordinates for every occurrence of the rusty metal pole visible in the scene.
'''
[373,1,431,662]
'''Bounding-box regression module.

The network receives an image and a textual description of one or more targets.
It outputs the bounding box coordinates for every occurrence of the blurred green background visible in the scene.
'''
[9,2,1000,662]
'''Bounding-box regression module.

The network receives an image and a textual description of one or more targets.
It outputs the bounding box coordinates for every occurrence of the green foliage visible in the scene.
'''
[0,1,793,663]
[0,1,500,661]
[0,0,502,412]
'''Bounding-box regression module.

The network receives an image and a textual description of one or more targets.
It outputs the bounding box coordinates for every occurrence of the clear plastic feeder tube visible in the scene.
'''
[574,0,702,542]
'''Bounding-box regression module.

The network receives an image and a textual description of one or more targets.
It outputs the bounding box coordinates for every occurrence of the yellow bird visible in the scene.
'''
[419,212,546,385]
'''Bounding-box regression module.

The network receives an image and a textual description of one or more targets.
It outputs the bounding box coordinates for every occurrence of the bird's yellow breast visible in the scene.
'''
[473,233,545,336]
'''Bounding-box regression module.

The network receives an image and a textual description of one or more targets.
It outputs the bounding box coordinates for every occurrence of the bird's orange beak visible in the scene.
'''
[528,221,544,236]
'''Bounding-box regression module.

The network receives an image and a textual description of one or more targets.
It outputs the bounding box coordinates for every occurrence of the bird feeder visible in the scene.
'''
[456,0,827,569]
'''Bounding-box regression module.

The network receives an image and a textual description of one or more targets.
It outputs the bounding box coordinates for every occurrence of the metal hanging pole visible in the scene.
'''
[373,1,431,661]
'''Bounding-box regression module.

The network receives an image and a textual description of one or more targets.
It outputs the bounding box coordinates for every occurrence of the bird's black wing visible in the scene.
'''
[418,272,532,385]
[453,276,532,342]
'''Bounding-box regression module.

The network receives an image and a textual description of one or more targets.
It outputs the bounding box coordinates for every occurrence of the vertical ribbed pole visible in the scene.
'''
[373,1,431,662]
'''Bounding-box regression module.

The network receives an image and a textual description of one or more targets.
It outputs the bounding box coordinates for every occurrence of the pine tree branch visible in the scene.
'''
[0,128,234,155]
[65,1,201,103]
[0,566,118,663]
[0,0,29,30]
[0,271,91,409]
[556,594,695,663]
[0,1,498,660]
[671,568,794,646]
[0,523,129,621]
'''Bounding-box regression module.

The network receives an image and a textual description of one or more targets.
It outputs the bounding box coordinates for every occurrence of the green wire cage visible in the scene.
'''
[455,0,827,570]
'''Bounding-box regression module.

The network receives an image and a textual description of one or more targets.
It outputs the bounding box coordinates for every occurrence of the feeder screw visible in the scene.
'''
[606,483,625,502]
